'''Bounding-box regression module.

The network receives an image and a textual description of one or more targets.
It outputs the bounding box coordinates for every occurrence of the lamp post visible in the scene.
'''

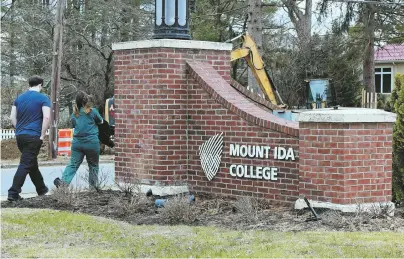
[153,0,192,40]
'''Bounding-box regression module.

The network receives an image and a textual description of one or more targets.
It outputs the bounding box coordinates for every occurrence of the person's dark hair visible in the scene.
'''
[75,91,89,109]
[28,76,43,87]
[73,91,92,117]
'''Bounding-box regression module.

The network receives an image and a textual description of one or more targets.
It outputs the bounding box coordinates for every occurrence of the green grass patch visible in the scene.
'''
[2,208,404,258]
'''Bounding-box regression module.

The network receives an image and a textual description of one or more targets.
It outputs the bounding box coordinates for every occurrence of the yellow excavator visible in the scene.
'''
[229,32,286,109]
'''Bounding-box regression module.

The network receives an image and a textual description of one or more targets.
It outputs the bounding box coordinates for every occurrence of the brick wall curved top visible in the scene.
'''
[187,61,299,137]
[230,79,280,111]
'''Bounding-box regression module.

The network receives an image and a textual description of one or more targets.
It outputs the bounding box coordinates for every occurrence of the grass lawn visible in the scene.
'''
[2,208,404,258]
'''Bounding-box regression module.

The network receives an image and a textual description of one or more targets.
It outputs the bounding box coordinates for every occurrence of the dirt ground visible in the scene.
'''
[1,136,52,161]
[2,189,404,232]
[1,138,23,160]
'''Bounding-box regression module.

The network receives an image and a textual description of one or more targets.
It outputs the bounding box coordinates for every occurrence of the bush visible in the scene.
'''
[110,195,150,216]
[233,196,259,223]
[158,194,198,224]
[377,93,392,111]
[81,167,110,192]
[392,73,404,203]
[114,176,141,197]
[51,184,77,206]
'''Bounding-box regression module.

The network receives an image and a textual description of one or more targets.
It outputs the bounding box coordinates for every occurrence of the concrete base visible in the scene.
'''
[295,198,395,216]
[137,184,189,196]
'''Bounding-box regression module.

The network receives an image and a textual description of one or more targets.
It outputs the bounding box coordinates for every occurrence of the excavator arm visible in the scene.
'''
[230,33,286,108]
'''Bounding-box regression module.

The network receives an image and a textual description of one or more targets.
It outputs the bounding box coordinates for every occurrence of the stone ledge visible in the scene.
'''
[112,39,232,51]
[295,198,395,216]
[297,107,396,123]
[230,79,280,111]
[186,61,299,137]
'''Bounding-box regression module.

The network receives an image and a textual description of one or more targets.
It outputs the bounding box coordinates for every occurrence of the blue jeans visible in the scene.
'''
[62,141,100,187]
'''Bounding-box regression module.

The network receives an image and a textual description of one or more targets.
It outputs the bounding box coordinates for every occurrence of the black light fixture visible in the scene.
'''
[153,0,192,40]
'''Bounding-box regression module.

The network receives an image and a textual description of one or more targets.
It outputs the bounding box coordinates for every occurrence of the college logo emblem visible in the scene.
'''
[199,133,223,181]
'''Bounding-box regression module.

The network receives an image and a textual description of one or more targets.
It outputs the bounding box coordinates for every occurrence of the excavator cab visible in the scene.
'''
[230,32,286,109]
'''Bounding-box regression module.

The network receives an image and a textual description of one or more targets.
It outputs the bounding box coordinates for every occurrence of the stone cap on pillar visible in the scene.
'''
[112,39,232,51]
[297,107,396,123]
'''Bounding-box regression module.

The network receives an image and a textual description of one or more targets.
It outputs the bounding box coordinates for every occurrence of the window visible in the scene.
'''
[375,67,392,93]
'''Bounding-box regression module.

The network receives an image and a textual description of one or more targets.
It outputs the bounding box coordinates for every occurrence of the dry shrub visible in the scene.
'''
[350,202,394,229]
[321,202,395,231]
[234,196,259,223]
[367,202,395,218]
[81,167,111,192]
[51,185,78,206]
[159,194,198,224]
[203,197,232,215]
[320,210,347,228]
[110,194,150,216]
[110,175,151,215]
[114,176,141,197]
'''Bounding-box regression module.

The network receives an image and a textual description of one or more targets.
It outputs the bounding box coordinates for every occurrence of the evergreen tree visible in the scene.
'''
[393,73,404,203]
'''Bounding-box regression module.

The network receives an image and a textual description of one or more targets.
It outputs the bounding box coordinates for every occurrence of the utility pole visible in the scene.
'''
[247,0,263,96]
[48,0,65,159]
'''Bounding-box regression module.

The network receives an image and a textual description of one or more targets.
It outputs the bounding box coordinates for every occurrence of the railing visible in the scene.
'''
[361,89,378,109]
[1,129,50,140]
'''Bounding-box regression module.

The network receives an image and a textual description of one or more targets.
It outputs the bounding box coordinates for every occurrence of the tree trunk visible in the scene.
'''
[9,0,16,87]
[282,0,312,48]
[247,0,262,95]
[363,4,376,93]
[282,0,312,78]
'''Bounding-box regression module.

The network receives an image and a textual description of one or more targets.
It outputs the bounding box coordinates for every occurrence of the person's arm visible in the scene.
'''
[10,106,17,128]
[92,108,103,125]
[71,116,76,128]
[41,106,51,140]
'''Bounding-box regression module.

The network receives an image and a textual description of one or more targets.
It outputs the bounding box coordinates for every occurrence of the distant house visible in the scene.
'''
[374,44,404,94]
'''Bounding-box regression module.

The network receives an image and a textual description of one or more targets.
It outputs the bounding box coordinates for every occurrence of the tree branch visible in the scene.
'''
[66,26,109,60]
[1,0,17,21]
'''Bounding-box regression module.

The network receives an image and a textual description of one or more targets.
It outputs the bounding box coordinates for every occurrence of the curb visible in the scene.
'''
[1,160,115,169]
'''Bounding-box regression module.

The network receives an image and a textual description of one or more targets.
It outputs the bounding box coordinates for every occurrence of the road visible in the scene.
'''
[1,163,114,201]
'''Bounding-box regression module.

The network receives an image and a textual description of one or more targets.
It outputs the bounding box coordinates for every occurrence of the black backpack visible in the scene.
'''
[98,120,114,148]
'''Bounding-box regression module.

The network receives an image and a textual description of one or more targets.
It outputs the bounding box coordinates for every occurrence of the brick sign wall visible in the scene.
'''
[112,40,395,206]
[113,46,232,182]
[299,121,393,204]
[187,61,299,203]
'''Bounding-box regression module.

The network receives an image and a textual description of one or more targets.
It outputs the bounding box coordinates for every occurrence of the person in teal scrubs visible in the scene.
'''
[54,91,103,188]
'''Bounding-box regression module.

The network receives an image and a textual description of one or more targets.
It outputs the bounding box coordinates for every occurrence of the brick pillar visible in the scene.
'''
[112,40,232,183]
[298,108,396,208]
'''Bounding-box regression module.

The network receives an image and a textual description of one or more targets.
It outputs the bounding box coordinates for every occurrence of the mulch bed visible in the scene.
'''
[2,190,404,232]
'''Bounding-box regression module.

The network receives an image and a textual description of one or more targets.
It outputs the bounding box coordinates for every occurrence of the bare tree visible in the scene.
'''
[281,0,312,49]
[320,0,404,94]
[1,0,153,120]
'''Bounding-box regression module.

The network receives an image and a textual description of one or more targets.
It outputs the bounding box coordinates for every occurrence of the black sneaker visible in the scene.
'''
[38,187,49,196]
[54,177,62,188]
[7,195,23,202]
